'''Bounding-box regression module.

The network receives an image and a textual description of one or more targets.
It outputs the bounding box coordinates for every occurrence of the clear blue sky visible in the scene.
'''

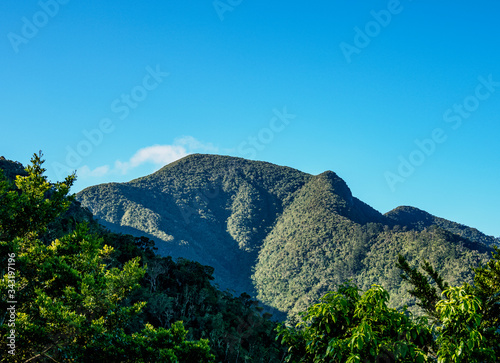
[2,1,499,237]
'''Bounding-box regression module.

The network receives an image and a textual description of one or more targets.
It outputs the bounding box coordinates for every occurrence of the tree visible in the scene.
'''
[0,151,74,241]
[434,285,495,362]
[395,254,449,320]
[278,249,500,362]
[473,246,500,337]
[397,252,500,362]
[0,153,214,362]
[277,282,432,363]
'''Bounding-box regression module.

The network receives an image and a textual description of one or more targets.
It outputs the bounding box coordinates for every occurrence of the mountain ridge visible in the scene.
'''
[75,154,495,316]
[385,205,498,247]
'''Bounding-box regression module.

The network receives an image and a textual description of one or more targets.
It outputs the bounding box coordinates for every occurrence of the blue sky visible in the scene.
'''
[2,1,499,237]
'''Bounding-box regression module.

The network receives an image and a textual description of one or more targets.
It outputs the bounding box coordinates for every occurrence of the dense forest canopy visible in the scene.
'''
[1,153,499,362]
[77,154,497,318]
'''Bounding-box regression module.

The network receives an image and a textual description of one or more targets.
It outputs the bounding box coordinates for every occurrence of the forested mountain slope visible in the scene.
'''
[386,205,499,247]
[76,154,495,316]
[78,154,311,295]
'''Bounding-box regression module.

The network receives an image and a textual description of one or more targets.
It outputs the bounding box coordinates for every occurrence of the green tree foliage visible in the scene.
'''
[277,282,433,363]
[279,251,500,362]
[434,286,495,362]
[0,152,75,241]
[0,153,214,362]
[473,246,500,335]
[396,255,449,319]
[104,236,285,362]
[396,253,500,362]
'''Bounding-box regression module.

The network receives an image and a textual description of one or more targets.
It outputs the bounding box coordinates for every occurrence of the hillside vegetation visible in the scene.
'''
[2,153,498,361]
[0,155,285,362]
[76,154,496,317]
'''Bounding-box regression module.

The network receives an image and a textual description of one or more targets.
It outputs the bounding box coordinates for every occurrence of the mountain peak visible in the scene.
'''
[0,156,28,181]
[386,205,497,247]
[316,170,353,202]
[151,154,301,177]
[74,154,495,314]
[385,206,435,224]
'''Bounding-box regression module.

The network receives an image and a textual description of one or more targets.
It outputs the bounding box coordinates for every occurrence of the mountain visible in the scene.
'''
[76,154,494,316]
[0,156,28,180]
[385,206,498,247]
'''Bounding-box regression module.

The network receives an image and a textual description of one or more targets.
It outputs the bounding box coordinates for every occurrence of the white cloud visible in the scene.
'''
[78,136,219,178]
[78,165,110,178]
[115,144,188,174]
[175,135,218,152]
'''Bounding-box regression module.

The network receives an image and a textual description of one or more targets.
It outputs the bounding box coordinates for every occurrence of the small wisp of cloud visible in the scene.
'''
[78,136,218,179]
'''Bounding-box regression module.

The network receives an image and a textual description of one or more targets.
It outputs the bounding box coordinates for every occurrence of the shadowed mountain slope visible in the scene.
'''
[78,155,311,295]
[76,154,494,316]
